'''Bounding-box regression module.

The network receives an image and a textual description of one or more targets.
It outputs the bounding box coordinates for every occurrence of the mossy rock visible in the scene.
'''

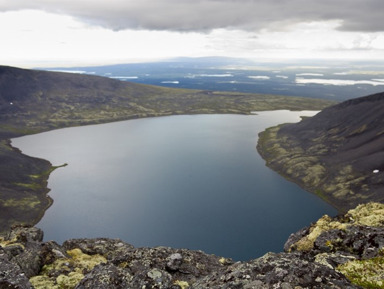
[30,248,107,289]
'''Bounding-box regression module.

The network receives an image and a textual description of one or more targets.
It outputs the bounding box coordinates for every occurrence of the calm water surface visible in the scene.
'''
[12,111,337,261]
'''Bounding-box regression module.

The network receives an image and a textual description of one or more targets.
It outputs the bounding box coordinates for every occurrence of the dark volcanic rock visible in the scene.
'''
[62,238,134,261]
[0,259,33,289]
[314,226,384,259]
[191,252,359,289]
[4,203,384,288]
[1,227,44,278]
[74,263,133,289]
[0,247,33,289]
[283,226,310,253]
[111,246,229,285]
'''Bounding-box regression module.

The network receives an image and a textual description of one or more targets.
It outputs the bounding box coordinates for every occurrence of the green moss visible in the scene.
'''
[0,124,41,136]
[12,164,65,192]
[0,235,24,249]
[29,275,57,289]
[338,255,384,288]
[292,215,348,251]
[349,124,368,136]
[314,189,330,202]
[1,196,41,209]
[288,203,384,252]
[173,280,190,289]
[30,248,107,289]
[219,257,232,265]
[56,272,85,289]
[347,203,384,227]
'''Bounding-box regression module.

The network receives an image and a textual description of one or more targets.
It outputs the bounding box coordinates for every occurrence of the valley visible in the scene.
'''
[0,65,335,232]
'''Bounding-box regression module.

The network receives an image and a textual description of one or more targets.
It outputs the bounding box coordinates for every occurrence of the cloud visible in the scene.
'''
[1,0,383,32]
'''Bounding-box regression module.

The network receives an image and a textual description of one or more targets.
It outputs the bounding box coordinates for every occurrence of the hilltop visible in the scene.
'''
[258,92,384,211]
[0,65,335,232]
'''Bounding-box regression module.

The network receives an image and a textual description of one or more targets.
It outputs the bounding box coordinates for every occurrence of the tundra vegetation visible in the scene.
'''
[257,92,384,212]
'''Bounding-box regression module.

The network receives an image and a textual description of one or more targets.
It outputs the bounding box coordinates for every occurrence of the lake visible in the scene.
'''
[12,111,337,261]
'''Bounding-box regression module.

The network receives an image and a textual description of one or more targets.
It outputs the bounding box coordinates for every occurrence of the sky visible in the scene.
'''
[1,0,384,68]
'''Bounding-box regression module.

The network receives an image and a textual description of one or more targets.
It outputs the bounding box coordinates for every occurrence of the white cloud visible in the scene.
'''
[0,6,384,67]
[1,0,384,33]
[0,10,213,67]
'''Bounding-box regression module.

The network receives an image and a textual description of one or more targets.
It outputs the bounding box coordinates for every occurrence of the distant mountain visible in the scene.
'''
[258,92,384,211]
[165,56,255,65]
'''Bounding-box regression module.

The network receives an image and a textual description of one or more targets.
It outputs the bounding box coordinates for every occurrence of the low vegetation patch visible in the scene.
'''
[30,248,107,289]
[338,253,384,288]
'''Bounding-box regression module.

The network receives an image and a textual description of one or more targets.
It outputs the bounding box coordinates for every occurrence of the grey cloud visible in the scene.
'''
[1,0,383,32]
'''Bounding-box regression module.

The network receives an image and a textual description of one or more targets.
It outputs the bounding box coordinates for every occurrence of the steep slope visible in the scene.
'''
[0,65,335,232]
[258,92,384,211]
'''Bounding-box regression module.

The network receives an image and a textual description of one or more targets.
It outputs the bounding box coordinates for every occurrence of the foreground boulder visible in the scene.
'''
[1,202,383,288]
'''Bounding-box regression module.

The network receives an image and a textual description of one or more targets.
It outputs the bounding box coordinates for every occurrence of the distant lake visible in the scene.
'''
[12,111,336,261]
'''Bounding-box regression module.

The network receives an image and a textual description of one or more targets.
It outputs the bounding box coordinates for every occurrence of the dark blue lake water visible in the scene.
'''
[12,111,337,261]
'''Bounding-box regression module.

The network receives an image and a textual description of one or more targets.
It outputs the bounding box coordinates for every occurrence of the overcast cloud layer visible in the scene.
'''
[1,0,384,32]
[1,0,384,67]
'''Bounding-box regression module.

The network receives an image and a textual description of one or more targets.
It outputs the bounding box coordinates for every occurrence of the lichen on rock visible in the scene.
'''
[283,202,384,288]
[337,253,384,288]
[29,248,107,289]
[285,202,384,252]
[347,202,384,227]
[286,214,348,252]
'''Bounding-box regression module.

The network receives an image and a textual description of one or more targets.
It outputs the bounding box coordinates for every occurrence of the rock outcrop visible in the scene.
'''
[1,202,384,288]
[257,92,384,211]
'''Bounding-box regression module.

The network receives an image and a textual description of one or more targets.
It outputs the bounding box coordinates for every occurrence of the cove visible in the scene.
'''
[12,111,337,261]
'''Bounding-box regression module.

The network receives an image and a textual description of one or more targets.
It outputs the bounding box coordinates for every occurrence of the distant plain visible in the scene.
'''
[43,57,384,101]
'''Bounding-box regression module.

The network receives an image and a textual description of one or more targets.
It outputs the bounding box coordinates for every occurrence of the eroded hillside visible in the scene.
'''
[258,92,384,211]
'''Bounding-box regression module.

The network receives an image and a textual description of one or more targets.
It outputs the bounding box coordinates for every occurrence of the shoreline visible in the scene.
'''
[0,65,336,233]
[1,109,334,234]
[257,124,341,211]
[256,123,375,212]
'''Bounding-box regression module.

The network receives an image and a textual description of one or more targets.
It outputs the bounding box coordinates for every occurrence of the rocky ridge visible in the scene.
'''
[1,202,384,289]
[257,92,384,211]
